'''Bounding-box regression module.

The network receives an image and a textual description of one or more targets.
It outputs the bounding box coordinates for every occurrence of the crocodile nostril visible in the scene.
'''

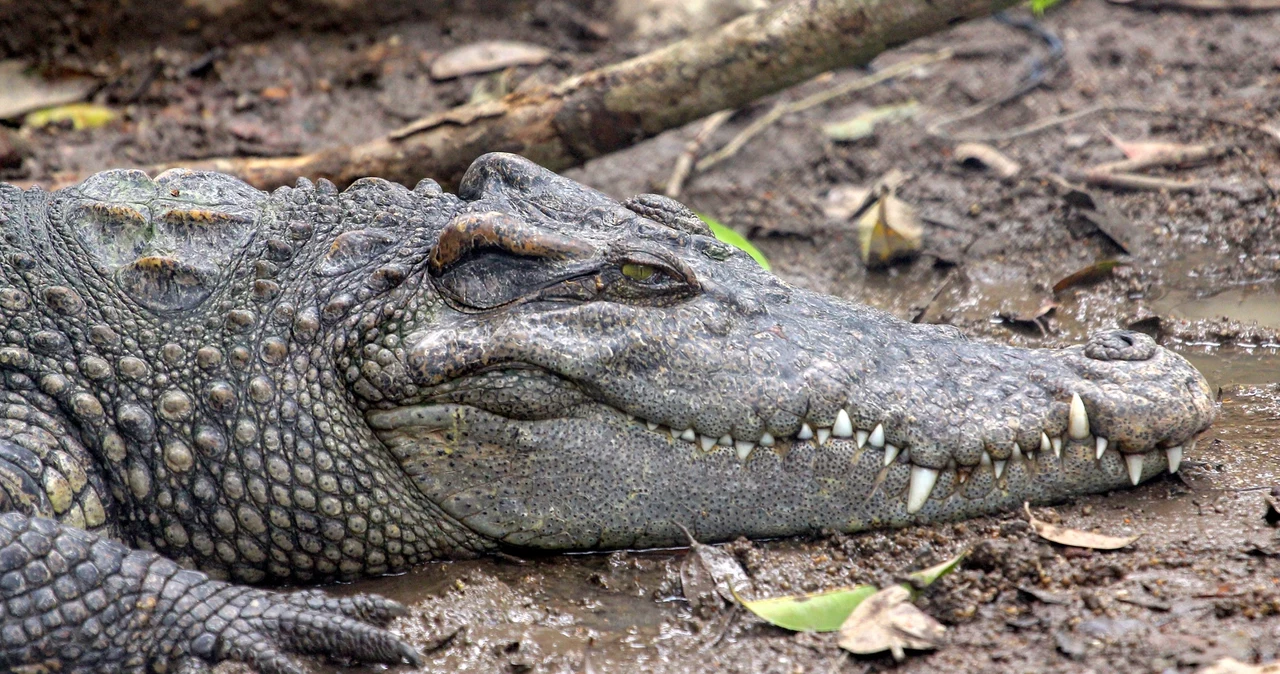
[1084,330,1157,361]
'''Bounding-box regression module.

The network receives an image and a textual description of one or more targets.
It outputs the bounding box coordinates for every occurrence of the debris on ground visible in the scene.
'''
[1025,503,1141,550]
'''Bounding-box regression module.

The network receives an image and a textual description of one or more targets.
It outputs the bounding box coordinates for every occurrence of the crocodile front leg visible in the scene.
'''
[0,513,420,673]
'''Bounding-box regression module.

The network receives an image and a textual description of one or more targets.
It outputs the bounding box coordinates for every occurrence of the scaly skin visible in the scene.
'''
[0,153,1215,671]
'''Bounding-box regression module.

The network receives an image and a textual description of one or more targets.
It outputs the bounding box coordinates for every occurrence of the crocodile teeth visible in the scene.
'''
[700,435,717,451]
[1051,436,1062,457]
[833,410,853,437]
[994,459,1007,479]
[1068,393,1090,440]
[1125,453,1144,486]
[1012,444,1024,463]
[718,434,733,446]
[980,451,992,468]
[817,428,831,445]
[1165,445,1183,473]
[735,440,755,461]
[855,429,869,448]
[1041,432,1052,455]
[907,466,939,514]
[868,424,885,448]
[680,428,697,442]
[646,421,659,431]
[797,423,814,440]
[759,432,775,447]
[1095,436,1109,460]
[883,444,900,466]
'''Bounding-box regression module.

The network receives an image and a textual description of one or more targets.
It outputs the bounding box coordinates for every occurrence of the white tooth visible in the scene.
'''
[980,451,992,468]
[907,466,940,514]
[994,460,1007,479]
[1041,432,1052,454]
[855,429,869,448]
[759,432,775,447]
[883,444,900,466]
[869,424,885,448]
[797,423,814,440]
[680,428,696,442]
[833,410,853,437]
[1165,445,1183,473]
[1095,436,1108,460]
[1068,393,1090,440]
[1012,444,1024,463]
[700,435,717,451]
[718,434,733,446]
[817,428,831,445]
[1051,436,1062,457]
[735,440,755,461]
[646,421,659,431]
[1125,453,1144,486]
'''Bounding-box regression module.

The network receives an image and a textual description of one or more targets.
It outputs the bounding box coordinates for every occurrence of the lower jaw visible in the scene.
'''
[370,404,1183,551]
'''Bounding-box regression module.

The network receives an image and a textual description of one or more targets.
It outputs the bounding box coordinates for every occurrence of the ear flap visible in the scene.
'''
[429,212,599,310]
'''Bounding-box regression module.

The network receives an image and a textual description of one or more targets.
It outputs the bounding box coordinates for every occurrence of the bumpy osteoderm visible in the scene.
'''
[0,153,1214,671]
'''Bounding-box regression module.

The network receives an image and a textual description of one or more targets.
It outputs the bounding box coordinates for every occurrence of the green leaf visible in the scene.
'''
[736,585,877,632]
[697,213,771,270]
[1029,0,1064,14]
[905,549,969,593]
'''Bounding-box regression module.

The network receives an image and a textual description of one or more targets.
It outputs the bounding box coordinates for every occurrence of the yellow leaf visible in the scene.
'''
[25,103,118,131]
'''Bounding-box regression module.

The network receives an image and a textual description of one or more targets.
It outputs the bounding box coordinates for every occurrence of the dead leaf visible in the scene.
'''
[837,585,946,661]
[1199,657,1280,674]
[858,193,922,268]
[0,60,95,120]
[676,524,752,614]
[1101,127,1194,163]
[823,101,919,142]
[1052,259,1127,295]
[1025,503,1141,550]
[997,298,1058,336]
[823,185,874,221]
[430,41,551,80]
[1076,209,1139,254]
[954,142,1021,178]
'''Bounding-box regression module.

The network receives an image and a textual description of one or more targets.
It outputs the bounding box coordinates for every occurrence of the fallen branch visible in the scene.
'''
[1074,170,1201,192]
[140,0,1021,191]
[1090,143,1234,174]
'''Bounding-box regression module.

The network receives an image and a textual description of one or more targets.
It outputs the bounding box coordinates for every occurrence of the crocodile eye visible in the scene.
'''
[621,263,656,282]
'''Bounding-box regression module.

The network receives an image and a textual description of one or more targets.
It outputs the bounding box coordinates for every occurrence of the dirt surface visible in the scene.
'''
[6,1,1280,672]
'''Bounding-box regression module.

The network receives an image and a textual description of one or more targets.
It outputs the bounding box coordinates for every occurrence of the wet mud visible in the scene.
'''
[9,0,1279,671]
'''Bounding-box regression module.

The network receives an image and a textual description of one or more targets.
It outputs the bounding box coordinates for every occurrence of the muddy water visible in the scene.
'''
[301,346,1280,674]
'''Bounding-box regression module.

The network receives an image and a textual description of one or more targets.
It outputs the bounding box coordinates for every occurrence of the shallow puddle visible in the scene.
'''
[1153,282,1280,333]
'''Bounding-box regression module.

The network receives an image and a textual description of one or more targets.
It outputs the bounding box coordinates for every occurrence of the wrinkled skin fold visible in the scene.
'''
[0,153,1213,672]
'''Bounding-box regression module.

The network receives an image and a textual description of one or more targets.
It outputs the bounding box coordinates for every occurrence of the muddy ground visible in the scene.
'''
[8,0,1280,672]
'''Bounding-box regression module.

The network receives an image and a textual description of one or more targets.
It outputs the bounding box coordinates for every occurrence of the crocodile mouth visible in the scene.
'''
[366,389,1203,549]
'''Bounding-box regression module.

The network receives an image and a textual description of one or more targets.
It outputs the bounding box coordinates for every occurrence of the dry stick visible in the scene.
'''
[665,110,734,199]
[1090,143,1234,174]
[696,49,953,172]
[1075,171,1202,192]
[141,0,1019,192]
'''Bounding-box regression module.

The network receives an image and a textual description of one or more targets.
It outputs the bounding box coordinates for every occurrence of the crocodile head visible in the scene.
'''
[363,153,1216,550]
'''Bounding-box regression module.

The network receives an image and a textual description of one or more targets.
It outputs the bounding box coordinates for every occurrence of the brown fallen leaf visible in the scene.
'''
[954,142,1021,179]
[1052,259,1127,295]
[998,298,1058,335]
[1076,208,1138,254]
[430,41,551,80]
[1024,503,1141,550]
[0,60,96,120]
[837,585,946,661]
[675,523,752,614]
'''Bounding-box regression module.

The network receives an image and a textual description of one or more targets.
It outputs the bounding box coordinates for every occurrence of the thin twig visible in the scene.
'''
[1091,143,1234,174]
[697,49,953,171]
[666,110,734,198]
[1075,170,1202,192]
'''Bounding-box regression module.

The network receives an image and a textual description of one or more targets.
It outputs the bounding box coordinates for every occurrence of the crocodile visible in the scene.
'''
[0,152,1215,673]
